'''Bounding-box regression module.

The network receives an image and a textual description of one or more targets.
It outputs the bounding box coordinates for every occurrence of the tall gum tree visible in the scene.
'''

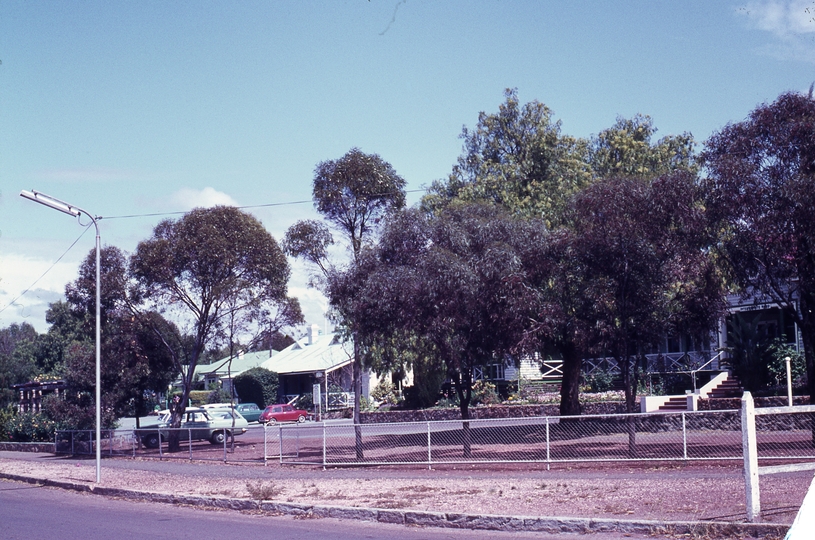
[424,90,700,417]
[331,205,536,457]
[285,148,406,459]
[569,173,723,453]
[701,91,815,411]
[130,206,294,450]
[422,88,591,226]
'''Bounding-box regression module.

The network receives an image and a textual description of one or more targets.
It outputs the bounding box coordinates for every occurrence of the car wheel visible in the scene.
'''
[267,417,277,426]
[297,414,306,423]
[210,430,231,445]
[143,433,160,448]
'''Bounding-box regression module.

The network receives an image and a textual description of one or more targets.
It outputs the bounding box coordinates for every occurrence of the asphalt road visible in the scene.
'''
[0,478,653,540]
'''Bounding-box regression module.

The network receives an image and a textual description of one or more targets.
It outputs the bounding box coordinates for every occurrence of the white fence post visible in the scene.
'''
[741,391,760,521]
[545,417,550,470]
[427,421,432,469]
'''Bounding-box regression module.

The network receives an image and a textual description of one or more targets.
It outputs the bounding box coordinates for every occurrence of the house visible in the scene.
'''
[258,325,374,407]
[473,288,801,400]
[12,379,67,413]
[192,350,274,396]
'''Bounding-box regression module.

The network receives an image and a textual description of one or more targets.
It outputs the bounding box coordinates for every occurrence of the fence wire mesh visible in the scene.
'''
[754,407,815,461]
[54,407,815,469]
[277,410,752,466]
[55,429,134,456]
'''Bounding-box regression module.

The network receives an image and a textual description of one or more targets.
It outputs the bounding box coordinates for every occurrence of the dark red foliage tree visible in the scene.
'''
[701,91,815,407]
[331,204,537,456]
[570,173,723,416]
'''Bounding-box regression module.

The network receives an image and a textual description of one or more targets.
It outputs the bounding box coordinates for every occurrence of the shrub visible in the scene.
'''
[233,367,279,408]
[371,379,401,406]
[207,388,231,404]
[765,340,806,388]
[188,390,211,405]
[583,370,615,393]
[4,411,56,442]
[0,406,15,441]
[295,392,313,410]
[471,380,501,406]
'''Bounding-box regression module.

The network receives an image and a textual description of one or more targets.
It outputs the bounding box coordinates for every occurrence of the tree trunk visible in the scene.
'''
[352,341,364,460]
[168,391,186,453]
[559,342,582,416]
[619,351,638,458]
[455,370,473,459]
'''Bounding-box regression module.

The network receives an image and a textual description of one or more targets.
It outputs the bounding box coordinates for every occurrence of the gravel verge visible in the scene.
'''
[0,452,804,538]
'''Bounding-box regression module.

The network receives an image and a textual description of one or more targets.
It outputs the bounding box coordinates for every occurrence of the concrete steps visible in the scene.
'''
[650,372,744,412]
[706,376,743,398]
[658,396,689,411]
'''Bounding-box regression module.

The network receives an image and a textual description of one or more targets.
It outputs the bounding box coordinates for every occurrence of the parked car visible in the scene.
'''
[235,403,262,423]
[202,402,261,423]
[135,407,248,448]
[259,404,308,425]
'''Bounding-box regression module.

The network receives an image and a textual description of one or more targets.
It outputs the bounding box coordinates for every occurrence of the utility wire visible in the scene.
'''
[99,189,427,221]
[0,188,429,316]
[0,224,93,318]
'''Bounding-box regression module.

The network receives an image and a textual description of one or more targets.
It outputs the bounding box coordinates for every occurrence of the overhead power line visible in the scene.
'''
[99,189,426,221]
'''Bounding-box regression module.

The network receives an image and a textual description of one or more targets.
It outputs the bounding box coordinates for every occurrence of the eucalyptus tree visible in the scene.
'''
[568,173,723,454]
[130,206,295,448]
[331,204,537,456]
[285,148,406,458]
[587,114,695,180]
[423,90,704,417]
[0,323,38,407]
[422,88,591,226]
[59,246,178,428]
[701,91,815,408]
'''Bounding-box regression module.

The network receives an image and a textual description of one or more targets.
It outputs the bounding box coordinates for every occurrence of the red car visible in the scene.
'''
[259,404,308,425]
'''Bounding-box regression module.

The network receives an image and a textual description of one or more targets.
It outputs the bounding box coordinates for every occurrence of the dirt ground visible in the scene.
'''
[0,451,809,530]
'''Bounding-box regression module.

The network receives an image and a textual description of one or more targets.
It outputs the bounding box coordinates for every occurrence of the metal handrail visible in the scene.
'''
[690,351,725,392]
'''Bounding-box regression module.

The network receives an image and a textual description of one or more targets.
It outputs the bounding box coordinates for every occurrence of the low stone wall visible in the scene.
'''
[360,401,634,424]
[0,441,56,453]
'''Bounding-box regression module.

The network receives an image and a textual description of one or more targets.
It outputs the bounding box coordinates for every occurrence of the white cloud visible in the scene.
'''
[740,1,815,38]
[0,252,78,332]
[170,187,239,210]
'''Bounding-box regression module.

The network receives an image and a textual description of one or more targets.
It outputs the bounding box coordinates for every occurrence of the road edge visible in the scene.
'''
[0,472,789,538]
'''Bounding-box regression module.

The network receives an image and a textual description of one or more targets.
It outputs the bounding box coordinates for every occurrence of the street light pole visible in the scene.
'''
[20,190,102,483]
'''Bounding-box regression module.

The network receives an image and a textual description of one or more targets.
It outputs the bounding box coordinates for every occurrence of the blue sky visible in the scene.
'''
[2,0,815,334]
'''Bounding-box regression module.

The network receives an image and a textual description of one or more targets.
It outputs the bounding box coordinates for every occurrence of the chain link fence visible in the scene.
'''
[754,405,815,461]
[54,406,815,470]
[274,408,814,467]
[55,426,265,463]
[55,429,134,456]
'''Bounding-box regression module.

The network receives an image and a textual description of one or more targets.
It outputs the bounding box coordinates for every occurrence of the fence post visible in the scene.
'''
[427,421,432,470]
[188,429,192,461]
[545,417,550,471]
[322,422,327,470]
[741,391,760,521]
[222,428,227,463]
[682,412,687,461]
[279,425,284,465]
